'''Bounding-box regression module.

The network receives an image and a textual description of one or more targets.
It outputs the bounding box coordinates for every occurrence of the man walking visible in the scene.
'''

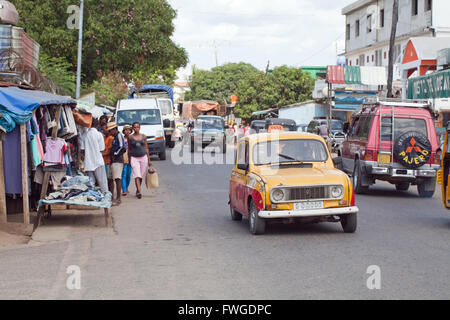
[80,118,108,193]
[108,122,126,205]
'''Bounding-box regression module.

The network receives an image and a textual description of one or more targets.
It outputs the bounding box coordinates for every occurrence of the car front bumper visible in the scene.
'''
[258,206,359,219]
[147,139,165,154]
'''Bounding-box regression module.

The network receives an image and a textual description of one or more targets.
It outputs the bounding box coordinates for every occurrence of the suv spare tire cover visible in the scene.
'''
[394,131,432,169]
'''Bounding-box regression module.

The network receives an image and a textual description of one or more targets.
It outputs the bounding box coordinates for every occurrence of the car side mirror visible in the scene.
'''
[237,163,249,172]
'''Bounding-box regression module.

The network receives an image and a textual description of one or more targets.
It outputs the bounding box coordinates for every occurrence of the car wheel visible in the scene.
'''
[341,213,357,233]
[159,151,166,161]
[352,160,369,194]
[230,200,242,221]
[249,200,265,235]
[395,182,410,191]
[168,140,175,149]
[418,178,436,198]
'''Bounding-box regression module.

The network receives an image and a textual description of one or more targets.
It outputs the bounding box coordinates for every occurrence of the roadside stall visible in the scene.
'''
[0,83,112,229]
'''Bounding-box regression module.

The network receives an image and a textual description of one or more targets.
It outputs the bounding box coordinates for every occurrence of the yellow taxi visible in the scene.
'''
[229,132,359,235]
[437,125,449,209]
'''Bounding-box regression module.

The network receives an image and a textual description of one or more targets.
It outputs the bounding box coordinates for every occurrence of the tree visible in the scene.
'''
[387,0,399,98]
[185,63,261,104]
[234,66,314,120]
[39,53,76,96]
[87,71,129,106]
[12,0,188,84]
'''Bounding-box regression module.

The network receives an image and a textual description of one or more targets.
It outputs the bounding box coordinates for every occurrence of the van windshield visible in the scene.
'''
[158,100,173,115]
[117,109,161,126]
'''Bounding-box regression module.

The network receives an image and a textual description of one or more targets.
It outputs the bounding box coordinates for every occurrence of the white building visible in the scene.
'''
[342,0,450,80]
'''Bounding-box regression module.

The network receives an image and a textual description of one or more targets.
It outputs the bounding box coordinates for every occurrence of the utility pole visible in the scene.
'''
[76,0,85,99]
[387,0,399,98]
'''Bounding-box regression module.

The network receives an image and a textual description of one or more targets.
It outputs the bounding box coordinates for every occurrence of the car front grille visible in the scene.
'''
[288,186,329,201]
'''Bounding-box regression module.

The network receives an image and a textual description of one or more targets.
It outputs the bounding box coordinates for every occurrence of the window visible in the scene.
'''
[237,141,248,167]
[375,50,383,66]
[158,99,173,115]
[412,0,418,16]
[367,14,372,33]
[346,24,350,40]
[426,0,432,11]
[384,51,387,59]
[372,55,374,62]
[253,140,329,165]
[355,117,372,139]
[359,54,365,66]
[367,55,369,63]
[381,117,428,141]
[355,20,360,37]
[356,59,359,65]
[380,9,385,28]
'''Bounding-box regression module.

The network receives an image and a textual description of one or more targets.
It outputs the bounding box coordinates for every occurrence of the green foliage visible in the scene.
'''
[38,53,76,96]
[130,66,177,89]
[12,0,188,84]
[234,66,314,120]
[185,63,261,104]
[87,71,129,106]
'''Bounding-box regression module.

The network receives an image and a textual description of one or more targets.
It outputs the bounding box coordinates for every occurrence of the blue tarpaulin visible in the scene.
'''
[129,84,174,103]
[0,86,75,132]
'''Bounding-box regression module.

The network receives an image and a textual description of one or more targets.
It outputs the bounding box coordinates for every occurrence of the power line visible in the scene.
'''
[297,32,346,65]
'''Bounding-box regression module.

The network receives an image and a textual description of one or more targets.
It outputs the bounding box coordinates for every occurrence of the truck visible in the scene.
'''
[129,84,176,148]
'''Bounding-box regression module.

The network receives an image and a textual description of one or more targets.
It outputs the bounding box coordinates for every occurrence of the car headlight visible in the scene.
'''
[271,189,285,202]
[330,185,344,199]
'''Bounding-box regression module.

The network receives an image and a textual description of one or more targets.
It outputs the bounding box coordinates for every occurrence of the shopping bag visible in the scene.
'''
[72,109,93,128]
[145,169,159,189]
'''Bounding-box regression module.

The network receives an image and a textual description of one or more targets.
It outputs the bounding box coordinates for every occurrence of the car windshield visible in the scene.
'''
[117,109,161,126]
[253,139,329,165]
[332,121,343,131]
[195,118,223,130]
[158,100,173,115]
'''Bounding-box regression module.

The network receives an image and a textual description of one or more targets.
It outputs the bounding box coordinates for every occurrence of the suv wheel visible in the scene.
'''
[168,140,176,149]
[352,160,369,194]
[418,178,436,198]
[395,182,410,191]
[159,150,166,161]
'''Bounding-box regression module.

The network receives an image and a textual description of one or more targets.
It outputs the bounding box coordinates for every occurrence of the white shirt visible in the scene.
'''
[80,128,105,172]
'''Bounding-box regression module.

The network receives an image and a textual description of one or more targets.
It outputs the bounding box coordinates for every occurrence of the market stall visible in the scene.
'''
[0,83,112,229]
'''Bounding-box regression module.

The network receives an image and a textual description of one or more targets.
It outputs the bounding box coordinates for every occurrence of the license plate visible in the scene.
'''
[294,201,324,211]
[378,154,391,164]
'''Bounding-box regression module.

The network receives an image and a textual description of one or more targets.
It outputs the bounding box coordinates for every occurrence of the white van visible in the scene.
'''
[116,99,166,160]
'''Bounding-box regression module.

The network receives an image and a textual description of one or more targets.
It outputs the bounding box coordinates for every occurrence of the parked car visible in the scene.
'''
[307,119,344,135]
[251,120,266,134]
[338,101,441,198]
[265,118,297,132]
[190,115,227,153]
[229,132,359,235]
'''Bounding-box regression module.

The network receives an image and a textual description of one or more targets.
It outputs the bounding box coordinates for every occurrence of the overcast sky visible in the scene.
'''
[167,0,355,73]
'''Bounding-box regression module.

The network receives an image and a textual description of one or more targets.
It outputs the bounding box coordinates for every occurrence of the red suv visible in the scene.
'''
[339,101,441,198]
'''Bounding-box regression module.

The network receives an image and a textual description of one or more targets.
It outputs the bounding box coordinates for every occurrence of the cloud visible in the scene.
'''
[168,0,354,71]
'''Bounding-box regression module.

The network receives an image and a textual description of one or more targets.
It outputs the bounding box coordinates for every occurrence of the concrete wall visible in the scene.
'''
[279,103,328,125]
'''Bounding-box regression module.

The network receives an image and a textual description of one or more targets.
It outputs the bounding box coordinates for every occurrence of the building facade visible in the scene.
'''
[342,0,450,80]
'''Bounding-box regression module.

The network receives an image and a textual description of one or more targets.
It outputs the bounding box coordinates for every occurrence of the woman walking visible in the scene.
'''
[128,122,153,199]
[121,125,132,196]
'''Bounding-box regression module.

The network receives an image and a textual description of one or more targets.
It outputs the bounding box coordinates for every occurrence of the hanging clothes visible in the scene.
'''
[30,111,44,168]
[3,127,24,194]
[43,138,67,164]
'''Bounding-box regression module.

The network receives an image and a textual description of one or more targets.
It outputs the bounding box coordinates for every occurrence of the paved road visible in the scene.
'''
[1,146,450,299]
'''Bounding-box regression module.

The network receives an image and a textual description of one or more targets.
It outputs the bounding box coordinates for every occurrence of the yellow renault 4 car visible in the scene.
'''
[229,132,359,235]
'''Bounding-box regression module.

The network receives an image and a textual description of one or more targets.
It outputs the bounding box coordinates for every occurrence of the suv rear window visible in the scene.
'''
[381,117,428,141]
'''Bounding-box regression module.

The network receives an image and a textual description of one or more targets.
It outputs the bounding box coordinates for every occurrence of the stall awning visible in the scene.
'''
[0,86,76,132]
[327,66,387,86]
